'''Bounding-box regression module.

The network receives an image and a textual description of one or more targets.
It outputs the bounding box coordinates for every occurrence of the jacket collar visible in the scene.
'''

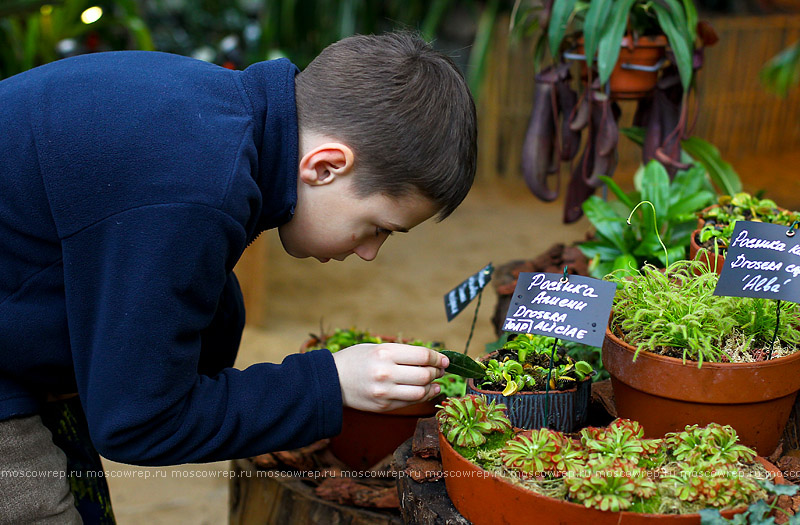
[239,58,299,233]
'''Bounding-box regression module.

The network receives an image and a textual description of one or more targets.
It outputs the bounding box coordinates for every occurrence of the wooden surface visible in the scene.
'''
[394,439,470,525]
[228,458,403,525]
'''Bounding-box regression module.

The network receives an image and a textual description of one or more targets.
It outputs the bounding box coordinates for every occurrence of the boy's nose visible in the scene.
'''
[354,237,386,261]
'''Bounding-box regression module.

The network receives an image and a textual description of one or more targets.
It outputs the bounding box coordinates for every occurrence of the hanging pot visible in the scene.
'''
[602,327,800,456]
[576,35,667,100]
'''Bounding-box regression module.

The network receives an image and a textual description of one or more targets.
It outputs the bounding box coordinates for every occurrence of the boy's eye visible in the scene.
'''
[376,227,393,237]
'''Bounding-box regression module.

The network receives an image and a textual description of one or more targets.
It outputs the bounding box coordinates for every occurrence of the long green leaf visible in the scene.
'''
[547,0,578,59]
[639,160,670,226]
[440,350,486,379]
[760,40,800,98]
[583,196,628,253]
[596,0,636,85]
[620,125,645,146]
[681,136,742,195]
[682,0,698,43]
[652,3,693,90]
[582,0,612,69]
[467,0,498,101]
[597,175,634,208]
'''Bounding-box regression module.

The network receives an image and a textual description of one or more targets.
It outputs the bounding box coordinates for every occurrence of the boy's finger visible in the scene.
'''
[388,345,448,368]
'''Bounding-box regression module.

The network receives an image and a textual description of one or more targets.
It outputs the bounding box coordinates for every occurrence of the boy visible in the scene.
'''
[0,31,476,523]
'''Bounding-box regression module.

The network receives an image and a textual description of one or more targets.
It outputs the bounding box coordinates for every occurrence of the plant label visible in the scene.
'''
[502,272,616,347]
[714,221,800,303]
[444,263,494,321]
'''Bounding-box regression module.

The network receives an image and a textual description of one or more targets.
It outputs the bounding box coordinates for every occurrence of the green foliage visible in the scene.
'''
[499,428,567,475]
[541,0,698,89]
[665,423,756,465]
[450,418,771,514]
[478,333,595,393]
[565,456,657,511]
[760,40,800,99]
[0,0,153,79]
[437,395,512,448]
[699,479,800,524]
[621,127,743,197]
[579,160,715,278]
[580,419,664,468]
[606,259,800,365]
[698,192,800,251]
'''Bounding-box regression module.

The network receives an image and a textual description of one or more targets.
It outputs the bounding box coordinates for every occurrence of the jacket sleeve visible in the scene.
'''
[61,203,342,465]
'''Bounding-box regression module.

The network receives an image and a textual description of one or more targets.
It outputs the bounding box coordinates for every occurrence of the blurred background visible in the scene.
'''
[3,0,800,523]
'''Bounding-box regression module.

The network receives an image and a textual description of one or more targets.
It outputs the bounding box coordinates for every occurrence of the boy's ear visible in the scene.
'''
[298,143,355,186]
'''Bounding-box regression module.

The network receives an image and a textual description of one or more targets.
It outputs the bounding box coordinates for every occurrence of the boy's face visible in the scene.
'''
[278,174,437,263]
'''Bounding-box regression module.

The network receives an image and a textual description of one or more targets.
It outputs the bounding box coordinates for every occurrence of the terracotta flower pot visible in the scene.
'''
[438,429,782,525]
[300,335,439,470]
[602,328,800,456]
[466,350,591,431]
[689,228,725,274]
[578,35,667,99]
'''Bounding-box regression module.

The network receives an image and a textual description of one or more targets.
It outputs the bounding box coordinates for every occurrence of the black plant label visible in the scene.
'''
[502,272,616,347]
[444,263,494,321]
[714,221,800,303]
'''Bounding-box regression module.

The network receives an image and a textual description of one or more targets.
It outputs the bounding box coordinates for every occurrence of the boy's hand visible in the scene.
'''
[332,343,450,412]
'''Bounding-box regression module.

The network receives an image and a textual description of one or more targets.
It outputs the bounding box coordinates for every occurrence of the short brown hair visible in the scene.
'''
[295,32,477,221]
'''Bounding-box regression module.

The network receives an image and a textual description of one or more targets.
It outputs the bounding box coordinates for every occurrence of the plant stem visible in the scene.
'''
[627,200,669,266]
[543,336,559,429]
[463,289,483,355]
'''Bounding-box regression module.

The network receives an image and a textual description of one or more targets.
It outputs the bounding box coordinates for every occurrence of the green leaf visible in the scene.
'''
[440,350,487,379]
[638,160,670,226]
[547,0,578,59]
[668,191,715,219]
[682,0,698,43]
[681,136,742,195]
[652,3,693,90]
[581,0,612,68]
[698,508,728,525]
[583,196,628,252]
[597,175,634,208]
[577,240,623,261]
[596,0,636,85]
[620,126,645,146]
[760,40,800,98]
[612,253,639,273]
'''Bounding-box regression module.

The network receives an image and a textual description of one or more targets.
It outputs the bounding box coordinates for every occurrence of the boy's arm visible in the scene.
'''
[61,203,342,466]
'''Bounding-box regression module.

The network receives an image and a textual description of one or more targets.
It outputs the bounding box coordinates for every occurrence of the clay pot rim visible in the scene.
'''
[578,34,668,49]
[438,428,783,520]
[605,326,800,371]
[620,34,668,48]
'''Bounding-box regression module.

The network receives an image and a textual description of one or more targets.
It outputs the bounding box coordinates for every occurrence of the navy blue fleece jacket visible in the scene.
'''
[0,52,343,465]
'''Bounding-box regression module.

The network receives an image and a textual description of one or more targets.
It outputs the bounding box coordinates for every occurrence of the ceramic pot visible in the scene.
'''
[689,228,725,274]
[578,35,667,99]
[300,335,439,470]
[466,350,591,431]
[602,328,800,456]
[438,429,782,525]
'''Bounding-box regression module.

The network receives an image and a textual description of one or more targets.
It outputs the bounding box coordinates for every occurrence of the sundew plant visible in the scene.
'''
[606,259,800,366]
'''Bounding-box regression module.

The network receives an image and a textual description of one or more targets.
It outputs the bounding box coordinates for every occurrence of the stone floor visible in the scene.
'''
[101,150,800,523]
